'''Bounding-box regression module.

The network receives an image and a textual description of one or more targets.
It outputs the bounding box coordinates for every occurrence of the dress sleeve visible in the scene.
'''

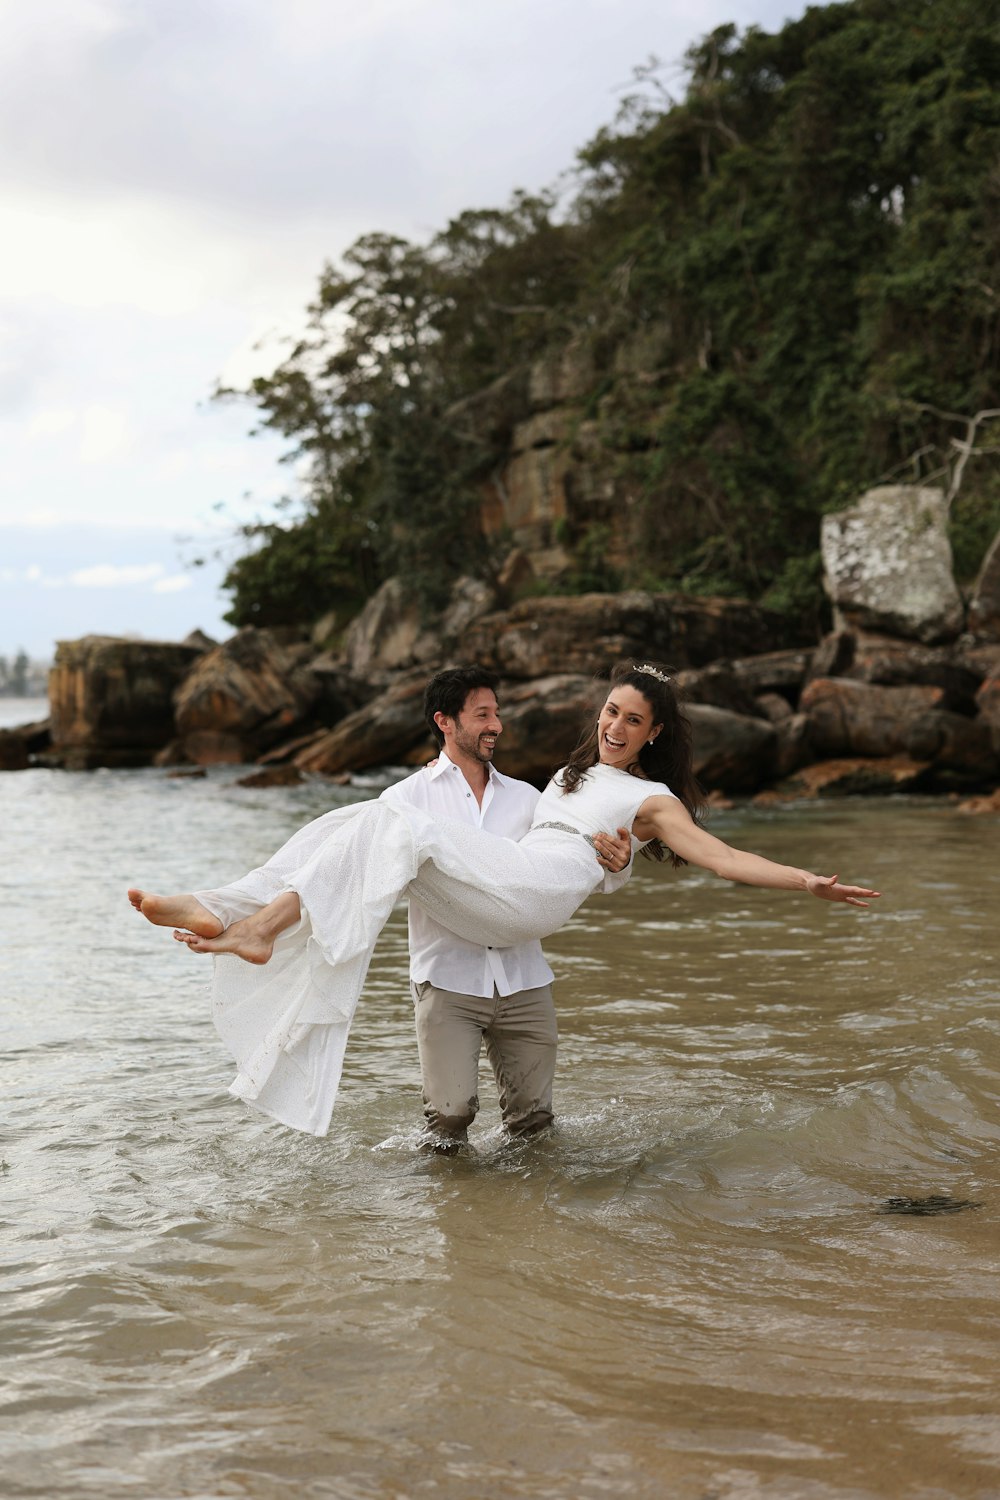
[596,855,634,896]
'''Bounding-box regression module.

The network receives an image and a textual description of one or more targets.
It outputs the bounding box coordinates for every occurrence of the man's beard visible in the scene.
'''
[454,725,496,764]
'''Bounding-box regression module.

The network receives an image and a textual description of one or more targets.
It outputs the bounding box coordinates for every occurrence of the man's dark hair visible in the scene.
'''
[424,665,500,748]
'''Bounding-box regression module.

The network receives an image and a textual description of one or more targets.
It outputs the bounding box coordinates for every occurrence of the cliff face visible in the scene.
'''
[473,337,667,587]
[47,636,204,769]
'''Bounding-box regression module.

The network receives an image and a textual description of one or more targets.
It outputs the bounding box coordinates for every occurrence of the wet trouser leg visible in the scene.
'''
[412,981,557,1146]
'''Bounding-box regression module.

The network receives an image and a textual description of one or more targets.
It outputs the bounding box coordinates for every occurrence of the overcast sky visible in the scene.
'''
[0,0,807,664]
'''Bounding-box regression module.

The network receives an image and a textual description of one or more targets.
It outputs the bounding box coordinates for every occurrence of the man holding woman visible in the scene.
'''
[129,660,878,1137]
[380,664,633,1152]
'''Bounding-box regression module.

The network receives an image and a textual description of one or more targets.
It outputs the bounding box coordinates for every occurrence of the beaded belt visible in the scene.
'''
[533,820,598,850]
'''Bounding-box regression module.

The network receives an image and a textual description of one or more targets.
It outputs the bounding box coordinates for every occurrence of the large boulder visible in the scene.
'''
[767,756,932,799]
[301,652,371,725]
[672,663,761,718]
[801,677,945,758]
[340,578,434,679]
[685,704,778,792]
[173,628,318,763]
[976,674,1000,751]
[293,672,430,776]
[0,718,49,770]
[48,635,203,768]
[904,710,997,781]
[807,630,857,684]
[457,592,792,680]
[821,485,964,643]
[842,634,981,711]
[772,713,814,778]
[481,674,596,784]
[340,575,498,680]
[968,529,1000,639]
[0,729,30,771]
[728,649,812,700]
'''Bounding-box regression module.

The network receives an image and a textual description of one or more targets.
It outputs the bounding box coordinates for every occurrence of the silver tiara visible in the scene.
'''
[633,663,672,685]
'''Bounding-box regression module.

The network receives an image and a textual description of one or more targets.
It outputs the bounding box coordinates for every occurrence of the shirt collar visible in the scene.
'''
[433,749,506,788]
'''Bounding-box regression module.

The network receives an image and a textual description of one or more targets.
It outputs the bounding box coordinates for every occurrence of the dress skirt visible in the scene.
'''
[195,798,600,1136]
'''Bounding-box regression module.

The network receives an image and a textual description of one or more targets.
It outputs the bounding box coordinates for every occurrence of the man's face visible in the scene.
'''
[449,687,502,765]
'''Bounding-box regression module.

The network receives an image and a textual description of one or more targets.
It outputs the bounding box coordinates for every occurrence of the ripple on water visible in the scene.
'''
[1,775,999,1498]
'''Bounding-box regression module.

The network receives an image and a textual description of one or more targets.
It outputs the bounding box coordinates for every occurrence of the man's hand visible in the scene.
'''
[593,826,632,874]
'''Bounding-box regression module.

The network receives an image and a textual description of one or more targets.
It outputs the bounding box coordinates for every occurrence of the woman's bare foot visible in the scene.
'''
[127,888,223,938]
[170,890,302,965]
[173,916,274,964]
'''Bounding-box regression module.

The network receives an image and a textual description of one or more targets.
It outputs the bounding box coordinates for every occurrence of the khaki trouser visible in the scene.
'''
[412,980,557,1144]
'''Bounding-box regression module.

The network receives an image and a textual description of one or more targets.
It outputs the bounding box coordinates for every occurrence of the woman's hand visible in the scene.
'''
[805,874,881,907]
[593,827,632,874]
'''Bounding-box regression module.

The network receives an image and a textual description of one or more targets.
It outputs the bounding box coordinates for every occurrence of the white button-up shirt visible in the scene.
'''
[379,752,554,998]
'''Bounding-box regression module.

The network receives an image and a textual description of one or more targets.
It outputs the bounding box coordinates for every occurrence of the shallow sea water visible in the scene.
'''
[1,760,999,1500]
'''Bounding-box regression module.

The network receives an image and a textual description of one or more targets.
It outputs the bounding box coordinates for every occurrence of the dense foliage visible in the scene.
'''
[219,0,1000,631]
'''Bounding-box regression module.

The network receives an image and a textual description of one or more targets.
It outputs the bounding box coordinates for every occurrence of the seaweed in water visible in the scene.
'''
[879,1195,982,1217]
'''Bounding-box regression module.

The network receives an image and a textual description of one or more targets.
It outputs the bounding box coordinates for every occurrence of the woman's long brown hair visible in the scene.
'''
[560,662,707,866]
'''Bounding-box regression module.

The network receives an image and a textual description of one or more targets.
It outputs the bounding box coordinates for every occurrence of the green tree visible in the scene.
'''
[219,0,1000,630]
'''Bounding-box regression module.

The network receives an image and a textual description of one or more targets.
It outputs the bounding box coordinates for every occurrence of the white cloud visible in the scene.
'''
[152,573,193,594]
[70,563,165,588]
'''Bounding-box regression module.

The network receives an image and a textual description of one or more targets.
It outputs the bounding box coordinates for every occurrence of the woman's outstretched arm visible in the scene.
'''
[632,795,880,908]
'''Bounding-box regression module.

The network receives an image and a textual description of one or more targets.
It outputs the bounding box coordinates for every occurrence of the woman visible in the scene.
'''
[129,663,878,1134]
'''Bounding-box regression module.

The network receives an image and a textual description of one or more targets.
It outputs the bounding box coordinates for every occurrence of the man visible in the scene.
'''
[380,664,632,1152]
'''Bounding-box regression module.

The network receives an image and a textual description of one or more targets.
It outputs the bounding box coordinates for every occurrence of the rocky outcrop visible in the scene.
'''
[0,718,49,770]
[293,672,431,776]
[471,675,596,783]
[800,678,946,758]
[47,636,203,769]
[0,729,30,771]
[340,578,433,678]
[903,709,996,779]
[968,529,1000,640]
[340,575,499,679]
[762,757,933,800]
[500,410,575,545]
[685,705,778,791]
[236,765,307,788]
[840,635,981,711]
[821,485,964,643]
[458,592,791,679]
[956,786,1000,814]
[172,628,319,764]
[15,579,1000,801]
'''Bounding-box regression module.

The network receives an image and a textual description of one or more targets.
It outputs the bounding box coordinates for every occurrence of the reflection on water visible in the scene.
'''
[1,767,999,1499]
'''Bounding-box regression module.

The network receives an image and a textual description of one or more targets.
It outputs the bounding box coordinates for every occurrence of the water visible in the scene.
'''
[2,767,999,1499]
[0,696,48,730]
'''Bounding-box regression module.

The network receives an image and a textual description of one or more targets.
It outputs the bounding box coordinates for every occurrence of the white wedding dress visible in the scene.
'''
[197,764,675,1134]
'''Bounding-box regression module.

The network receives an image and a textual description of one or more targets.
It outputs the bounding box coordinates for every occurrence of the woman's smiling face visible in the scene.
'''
[597,684,661,769]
